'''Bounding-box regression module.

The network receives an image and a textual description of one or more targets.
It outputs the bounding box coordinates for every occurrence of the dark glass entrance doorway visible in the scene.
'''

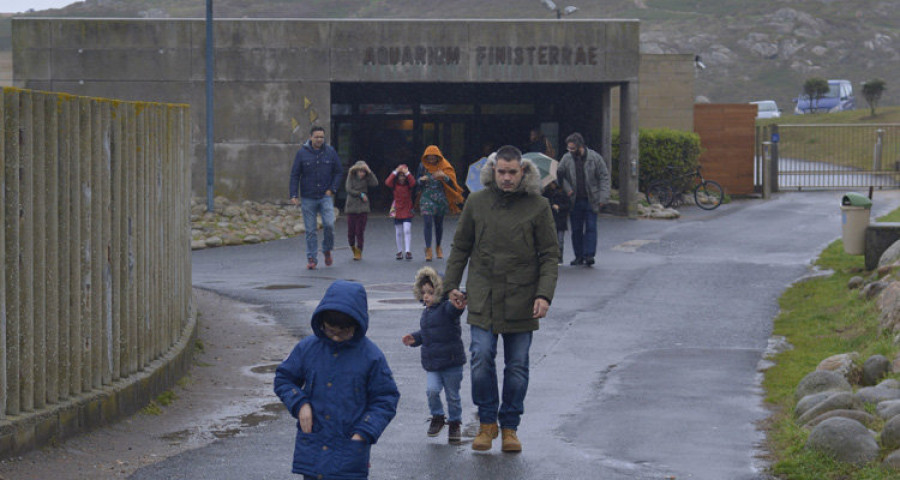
[330,82,599,210]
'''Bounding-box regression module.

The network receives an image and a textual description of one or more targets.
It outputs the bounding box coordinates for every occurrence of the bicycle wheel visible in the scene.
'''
[694,180,724,210]
[646,181,674,208]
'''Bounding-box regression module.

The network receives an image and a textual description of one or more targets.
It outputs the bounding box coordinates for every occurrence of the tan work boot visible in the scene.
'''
[436,245,443,259]
[352,246,362,261]
[471,423,498,451]
[425,247,433,262]
[501,428,522,452]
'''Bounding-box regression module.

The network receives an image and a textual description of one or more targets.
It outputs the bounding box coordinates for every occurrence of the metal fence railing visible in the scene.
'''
[756,124,900,191]
[1,87,192,419]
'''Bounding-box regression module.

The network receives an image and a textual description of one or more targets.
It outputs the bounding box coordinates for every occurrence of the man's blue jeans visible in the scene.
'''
[426,365,463,423]
[470,325,532,430]
[301,196,335,262]
[569,198,597,259]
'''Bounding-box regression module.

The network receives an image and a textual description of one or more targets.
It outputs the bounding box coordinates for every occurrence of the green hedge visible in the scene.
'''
[611,128,702,191]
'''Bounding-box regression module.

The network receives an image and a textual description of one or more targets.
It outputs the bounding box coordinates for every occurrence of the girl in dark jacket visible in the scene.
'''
[401,267,467,444]
[275,280,400,480]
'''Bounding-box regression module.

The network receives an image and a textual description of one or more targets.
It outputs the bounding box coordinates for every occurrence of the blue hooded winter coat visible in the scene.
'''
[274,280,400,479]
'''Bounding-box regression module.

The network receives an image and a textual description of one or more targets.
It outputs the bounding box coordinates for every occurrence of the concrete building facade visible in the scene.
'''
[14,18,642,214]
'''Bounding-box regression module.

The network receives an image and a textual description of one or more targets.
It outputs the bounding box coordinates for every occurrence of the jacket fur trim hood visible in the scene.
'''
[348,160,369,174]
[413,267,443,301]
[480,152,542,196]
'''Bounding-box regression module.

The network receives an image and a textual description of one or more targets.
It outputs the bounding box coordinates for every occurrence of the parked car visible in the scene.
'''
[750,100,781,119]
[793,79,855,114]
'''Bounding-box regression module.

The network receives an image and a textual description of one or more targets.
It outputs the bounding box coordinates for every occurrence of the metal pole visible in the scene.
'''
[205,0,214,212]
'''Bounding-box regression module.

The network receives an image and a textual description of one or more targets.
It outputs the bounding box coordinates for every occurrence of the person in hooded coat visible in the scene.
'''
[274,280,400,480]
[344,160,379,260]
[443,145,559,453]
[415,145,464,261]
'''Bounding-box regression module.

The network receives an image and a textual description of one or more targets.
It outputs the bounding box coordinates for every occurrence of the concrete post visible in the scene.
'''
[78,96,90,394]
[45,94,60,404]
[20,91,35,412]
[4,88,20,415]
[110,102,123,382]
[619,81,639,218]
[101,101,112,386]
[600,85,612,178]
[0,90,6,418]
[90,101,102,389]
[32,93,47,411]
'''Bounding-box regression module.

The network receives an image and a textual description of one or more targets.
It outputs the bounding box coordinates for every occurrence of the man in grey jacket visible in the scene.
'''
[556,132,610,267]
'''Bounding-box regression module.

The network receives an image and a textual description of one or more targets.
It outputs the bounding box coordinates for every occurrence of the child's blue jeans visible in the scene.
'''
[426,365,463,422]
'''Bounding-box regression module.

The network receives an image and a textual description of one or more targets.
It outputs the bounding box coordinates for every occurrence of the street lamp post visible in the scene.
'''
[540,0,579,19]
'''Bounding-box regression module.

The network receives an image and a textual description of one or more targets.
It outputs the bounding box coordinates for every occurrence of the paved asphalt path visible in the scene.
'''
[132,190,900,480]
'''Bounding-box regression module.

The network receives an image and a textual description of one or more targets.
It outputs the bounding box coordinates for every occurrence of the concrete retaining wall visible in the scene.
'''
[0,87,194,457]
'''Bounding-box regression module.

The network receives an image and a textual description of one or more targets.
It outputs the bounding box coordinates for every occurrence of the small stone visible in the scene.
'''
[190,240,207,250]
[848,276,864,289]
[243,235,261,244]
[204,236,223,247]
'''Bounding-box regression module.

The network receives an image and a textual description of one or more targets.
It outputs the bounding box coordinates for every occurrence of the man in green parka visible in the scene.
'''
[444,145,559,453]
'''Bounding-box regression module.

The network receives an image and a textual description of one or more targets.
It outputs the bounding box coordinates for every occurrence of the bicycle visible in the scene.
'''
[644,165,724,210]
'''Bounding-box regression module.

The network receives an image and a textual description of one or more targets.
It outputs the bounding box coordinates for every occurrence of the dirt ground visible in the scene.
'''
[0,289,299,480]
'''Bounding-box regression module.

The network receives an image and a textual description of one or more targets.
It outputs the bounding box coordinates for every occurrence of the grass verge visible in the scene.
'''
[763,208,900,478]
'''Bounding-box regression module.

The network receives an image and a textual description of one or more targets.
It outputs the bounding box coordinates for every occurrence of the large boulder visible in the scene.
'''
[876,400,900,420]
[803,409,880,430]
[795,392,833,418]
[816,352,859,381]
[879,240,900,269]
[863,355,891,386]
[795,370,852,400]
[884,449,900,470]
[857,386,900,405]
[797,392,861,425]
[883,415,900,450]
[806,417,879,465]
[877,282,900,334]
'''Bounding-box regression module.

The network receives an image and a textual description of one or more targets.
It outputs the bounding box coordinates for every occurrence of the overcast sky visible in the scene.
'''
[2,1,83,14]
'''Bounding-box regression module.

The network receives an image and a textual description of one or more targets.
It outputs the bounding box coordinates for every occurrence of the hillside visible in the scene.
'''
[5,0,900,112]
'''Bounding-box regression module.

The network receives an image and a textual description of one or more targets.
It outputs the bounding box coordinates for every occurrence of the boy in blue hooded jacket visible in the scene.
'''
[275,280,400,480]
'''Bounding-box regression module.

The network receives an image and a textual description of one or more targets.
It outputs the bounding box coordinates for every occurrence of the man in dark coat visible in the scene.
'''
[444,145,559,453]
[289,126,344,270]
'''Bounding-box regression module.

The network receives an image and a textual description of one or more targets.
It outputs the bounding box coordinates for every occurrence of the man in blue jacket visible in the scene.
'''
[290,126,344,270]
[275,280,400,479]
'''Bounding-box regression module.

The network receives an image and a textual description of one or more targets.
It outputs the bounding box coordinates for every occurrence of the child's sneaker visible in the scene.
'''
[427,415,445,437]
[405,252,412,260]
[448,421,461,444]
[396,252,403,260]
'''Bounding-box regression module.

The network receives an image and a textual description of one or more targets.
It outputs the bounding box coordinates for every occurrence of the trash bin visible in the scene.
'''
[841,192,873,255]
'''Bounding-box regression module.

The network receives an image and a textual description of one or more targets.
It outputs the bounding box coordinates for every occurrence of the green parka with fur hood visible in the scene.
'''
[443,153,559,333]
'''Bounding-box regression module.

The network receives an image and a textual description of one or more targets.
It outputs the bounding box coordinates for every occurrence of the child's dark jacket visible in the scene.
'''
[409,300,466,372]
[543,188,571,232]
[274,280,400,479]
